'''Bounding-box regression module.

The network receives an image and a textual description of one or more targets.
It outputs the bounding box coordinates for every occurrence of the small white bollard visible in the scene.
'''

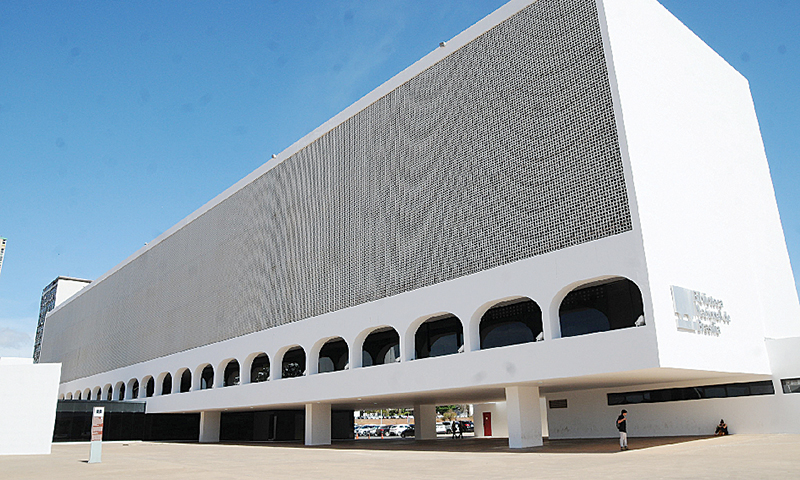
[88,406,104,464]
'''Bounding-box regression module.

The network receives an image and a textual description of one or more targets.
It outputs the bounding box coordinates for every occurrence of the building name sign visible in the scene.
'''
[671,286,730,336]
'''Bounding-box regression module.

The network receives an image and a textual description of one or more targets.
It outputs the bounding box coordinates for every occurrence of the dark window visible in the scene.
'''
[145,378,155,397]
[415,315,463,359]
[781,378,800,394]
[200,365,214,389]
[480,299,542,350]
[130,380,139,399]
[282,347,306,378]
[180,370,191,393]
[318,338,348,373]
[560,279,644,338]
[250,354,270,383]
[118,384,125,401]
[106,387,113,401]
[162,373,173,395]
[362,327,400,367]
[608,381,775,405]
[548,399,568,409]
[224,361,240,387]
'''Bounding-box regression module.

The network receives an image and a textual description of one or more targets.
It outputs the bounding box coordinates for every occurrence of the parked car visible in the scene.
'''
[376,425,392,437]
[459,420,474,432]
[389,424,411,436]
[400,425,415,438]
[436,423,448,434]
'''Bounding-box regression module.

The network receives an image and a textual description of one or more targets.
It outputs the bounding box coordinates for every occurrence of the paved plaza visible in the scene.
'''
[2,435,799,479]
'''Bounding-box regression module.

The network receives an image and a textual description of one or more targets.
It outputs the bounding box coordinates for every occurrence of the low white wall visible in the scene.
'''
[545,377,800,438]
[474,402,508,438]
[0,358,61,455]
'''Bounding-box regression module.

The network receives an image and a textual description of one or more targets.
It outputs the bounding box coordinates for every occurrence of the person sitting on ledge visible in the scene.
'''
[715,419,729,436]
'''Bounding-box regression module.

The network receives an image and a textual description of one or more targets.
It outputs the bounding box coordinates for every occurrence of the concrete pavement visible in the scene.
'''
[2,435,799,479]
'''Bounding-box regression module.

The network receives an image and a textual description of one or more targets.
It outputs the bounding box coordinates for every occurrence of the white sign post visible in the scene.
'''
[88,406,104,464]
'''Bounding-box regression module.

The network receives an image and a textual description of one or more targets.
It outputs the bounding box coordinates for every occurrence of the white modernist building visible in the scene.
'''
[40,0,800,448]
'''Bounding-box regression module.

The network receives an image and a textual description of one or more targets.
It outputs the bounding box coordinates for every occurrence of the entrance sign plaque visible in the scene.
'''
[88,406,104,464]
[671,286,731,336]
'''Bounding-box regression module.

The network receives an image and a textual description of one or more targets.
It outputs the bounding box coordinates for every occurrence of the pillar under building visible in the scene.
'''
[199,411,221,443]
[505,386,543,448]
[305,403,331,445]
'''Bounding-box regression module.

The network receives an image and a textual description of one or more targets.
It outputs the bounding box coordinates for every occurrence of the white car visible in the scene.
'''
[436,423,448,434]
[389,424,411,436]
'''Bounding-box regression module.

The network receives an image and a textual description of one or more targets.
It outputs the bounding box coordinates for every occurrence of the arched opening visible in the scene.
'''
[74,391,81,400]
[104,384,113,401]
[117,382,126,401]
[415,314,463,359]
[362,327,400,367]
[282,346,306,378]
[65,392,72,400]
[318,338,348,373]
[179,369,191,393]
[128,379,140,399]
[559,278,644,338]
[83,388,91,400]
[144,377,155,397]
[58,394,65,400]
[480,298,543,349]
[223,360,240,387]
[250,353,270,383]
[93,387,102,400]
[161,372,173,395]
[200,365,214,390]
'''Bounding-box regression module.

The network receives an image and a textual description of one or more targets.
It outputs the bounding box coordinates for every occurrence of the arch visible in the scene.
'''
[74,390,82,400]
[157,372,173,395]
[142,376,155,397]
[83,388,92,400]
[414,313,464,360]
[317,337,349,374]
[558,277,644,338]
[360,326,400,367]
[93,387,102,400]
[65,392,73,400]
[248,353,270,383]
[479,297,543,350]
[222,359,240,387]
[58,394,65,400]
[280,346,306,379]
[177,368,191,393]
[115,381,126,401]
[194,364,214,390]
[103,384,113,401]
[127,378,140,400]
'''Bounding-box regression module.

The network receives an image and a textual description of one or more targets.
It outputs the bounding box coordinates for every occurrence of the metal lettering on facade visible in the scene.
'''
[671,286,731,336]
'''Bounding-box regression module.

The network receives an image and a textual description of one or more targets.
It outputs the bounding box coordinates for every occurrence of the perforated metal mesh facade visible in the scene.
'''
[42,0,632,382]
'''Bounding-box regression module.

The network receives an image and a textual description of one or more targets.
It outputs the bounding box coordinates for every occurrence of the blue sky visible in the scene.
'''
[0,1,798,357]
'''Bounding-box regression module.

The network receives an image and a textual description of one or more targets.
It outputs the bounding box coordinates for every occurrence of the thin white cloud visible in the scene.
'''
[0,327,31,349]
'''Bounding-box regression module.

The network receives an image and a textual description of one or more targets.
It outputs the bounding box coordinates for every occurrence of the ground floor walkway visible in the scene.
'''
[2,435,798,479]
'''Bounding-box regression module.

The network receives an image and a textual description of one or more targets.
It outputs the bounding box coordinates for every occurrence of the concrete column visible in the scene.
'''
[305,403,331,446]
[413,404,437,440]
[505,386,542,448]
[199,411,221,443]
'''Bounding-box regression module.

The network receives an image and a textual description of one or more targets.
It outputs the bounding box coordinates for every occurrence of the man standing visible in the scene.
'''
[616,409,628,450]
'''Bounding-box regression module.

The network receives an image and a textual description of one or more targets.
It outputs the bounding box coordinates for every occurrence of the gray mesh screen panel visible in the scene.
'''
[42,0,632,382]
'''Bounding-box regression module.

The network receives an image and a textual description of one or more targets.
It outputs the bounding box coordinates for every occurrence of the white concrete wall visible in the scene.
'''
[545,375,800,438]
[0,358,61,455]
[474,403,508,438]
[54,279,90,308]
[600,0,800,378]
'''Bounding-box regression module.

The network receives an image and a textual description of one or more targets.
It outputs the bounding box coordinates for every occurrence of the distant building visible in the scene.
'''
[33,277,90,363]
[0,237,6,277]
